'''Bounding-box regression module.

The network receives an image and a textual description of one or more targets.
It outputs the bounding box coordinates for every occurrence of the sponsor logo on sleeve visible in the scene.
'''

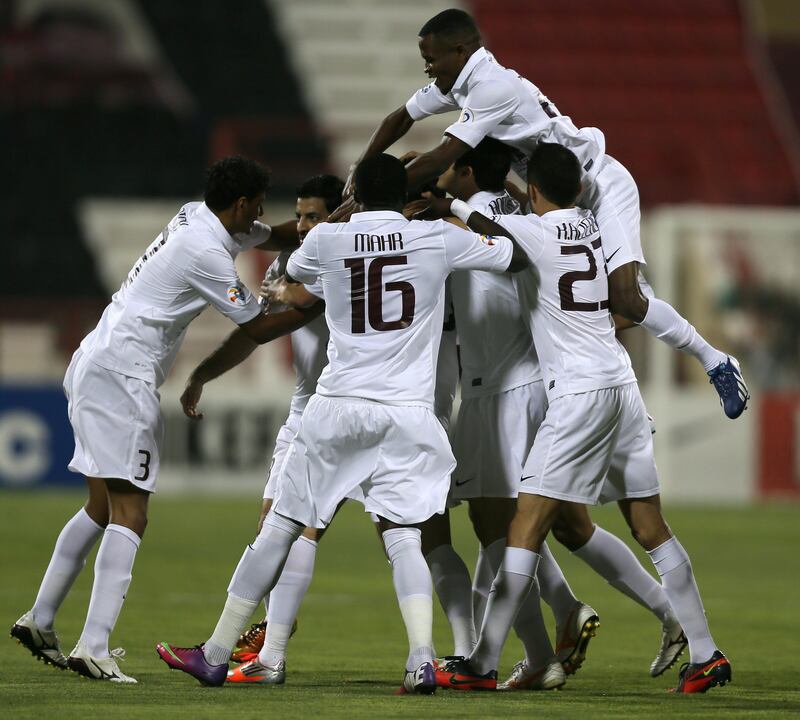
[459,108,473,123]
[479,235,496,246]
[227,285,246,305]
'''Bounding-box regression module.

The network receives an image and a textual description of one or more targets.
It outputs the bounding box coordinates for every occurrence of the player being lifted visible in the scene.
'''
[156,153,529,694]
[434,143,731,694]
[10,158,320,683]
[342,8,749,421]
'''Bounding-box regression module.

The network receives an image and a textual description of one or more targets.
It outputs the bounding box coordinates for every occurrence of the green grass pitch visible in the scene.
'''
[2,492,799,719]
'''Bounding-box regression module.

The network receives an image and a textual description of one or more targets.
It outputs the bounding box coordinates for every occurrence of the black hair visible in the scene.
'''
[402,156,446,201]
[454,137,512,193]
[204,156,271,212]
[419,8,480,43]
[527,143,582,207]
[296,174,345,214]
[354,154,407,208]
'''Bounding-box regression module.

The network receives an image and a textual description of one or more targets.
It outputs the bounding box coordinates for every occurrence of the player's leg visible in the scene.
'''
[11,477,108,670]
[592,157,747,418]
[552,502,685,676]
[420,509,476,658]
[68,478,148,683]
[619,495,730,692]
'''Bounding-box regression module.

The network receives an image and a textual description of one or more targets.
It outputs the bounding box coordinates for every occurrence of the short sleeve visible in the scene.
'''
[406,82,460,120]
[186,249,261,324]
[495,215,546,263]
[235,221,272,251]
[441,221,513,273]
[443,79,519,148]
[286,226,321,284]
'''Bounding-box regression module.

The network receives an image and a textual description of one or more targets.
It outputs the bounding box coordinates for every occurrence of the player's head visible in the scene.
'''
[418,9,481,94]
[296,174,344,241]
[353,154,407,211]
[438,137,512,200]
[526,143,582,214]
[205,156,270,234]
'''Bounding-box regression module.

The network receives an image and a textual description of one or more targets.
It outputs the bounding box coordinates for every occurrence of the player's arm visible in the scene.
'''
[262,277,320,309]
[404,134,472,193]
[252,219,300,252]
[608,261,649,323]
[343,105,416,196]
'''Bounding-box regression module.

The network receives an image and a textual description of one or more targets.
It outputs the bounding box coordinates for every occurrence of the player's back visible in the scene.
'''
[499,208,634,400]
[286,210,513,407]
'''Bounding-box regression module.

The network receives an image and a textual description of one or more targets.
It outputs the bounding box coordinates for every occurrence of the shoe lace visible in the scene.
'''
[708,365,735,401]
[241,622,266,645]
[109,647,127,662]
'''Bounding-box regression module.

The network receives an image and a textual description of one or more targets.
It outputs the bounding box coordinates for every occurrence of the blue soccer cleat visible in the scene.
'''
[156,642,227,686]
[708,356,750,419]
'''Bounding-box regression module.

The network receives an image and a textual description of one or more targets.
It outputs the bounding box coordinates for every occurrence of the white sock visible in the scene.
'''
[204,512,303,666]
[79,524,140,658]
[32,507,104,631]
[648,537,717,663]
[537,541,579,627]
[471,546,539,675]
[259,535,317,667]
[639,298,726,372]
[383,528,435,671]
[426,543,476,657]
[574,526,673,623]
[471,544,493,636]
[263,594,270,618]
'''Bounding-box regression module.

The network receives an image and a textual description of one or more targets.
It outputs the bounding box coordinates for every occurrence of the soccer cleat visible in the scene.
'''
[708,356,749,419]
[671,650,731,693]
[10,611,68,669]
[67,641,136,683]
[650,618,687,677]
[231,618,298,664]
[401,661,437,695]
[433,655,462,688]
[156,642,227,687]
[498,657,566,691]
[436,656,497,691]
[555,602,600,675]
[226,658,285,685]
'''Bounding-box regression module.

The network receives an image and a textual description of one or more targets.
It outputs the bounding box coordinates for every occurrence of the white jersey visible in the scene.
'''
[494,207,635,401]
[406,47,605,182]
[80,202,264,387]
[264,252,329,414]
[450,190,540,399]
[286,210,513,408]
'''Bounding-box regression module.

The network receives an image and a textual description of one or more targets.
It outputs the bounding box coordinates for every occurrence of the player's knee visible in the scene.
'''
[551,520,587,552]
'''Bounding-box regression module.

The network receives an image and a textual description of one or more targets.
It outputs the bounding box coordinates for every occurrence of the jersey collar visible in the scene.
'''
[452,47,489,94]
[350,210,407,222]
[198,202,238,252]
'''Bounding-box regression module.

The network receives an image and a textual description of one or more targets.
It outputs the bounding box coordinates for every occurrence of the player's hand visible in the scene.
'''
[328,196,357,223]
[180,378,204,420]
[262,277,291,306]
[413,197,453,220]
[399,150,421,165]
[402,198,429,219]
[343,164,357,199]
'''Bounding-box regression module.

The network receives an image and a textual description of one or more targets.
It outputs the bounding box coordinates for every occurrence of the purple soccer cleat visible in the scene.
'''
[156,642,227,687]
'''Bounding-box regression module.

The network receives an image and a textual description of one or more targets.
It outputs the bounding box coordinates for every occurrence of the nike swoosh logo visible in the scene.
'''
[449,676,482,686]
[454,478,472,487]
[605,247,621,263]
[521,475,534,481]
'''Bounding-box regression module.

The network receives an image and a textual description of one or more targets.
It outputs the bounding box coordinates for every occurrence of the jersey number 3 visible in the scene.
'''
[345,256,416,333]
[559,238,609,312]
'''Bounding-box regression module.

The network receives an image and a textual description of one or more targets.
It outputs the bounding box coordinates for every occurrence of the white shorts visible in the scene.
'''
[263,410,303,500]
[580,155,644,275]
[272,395,456,528]
[520,383,659,505]
[451,381,547,500]
[64,350,163,492]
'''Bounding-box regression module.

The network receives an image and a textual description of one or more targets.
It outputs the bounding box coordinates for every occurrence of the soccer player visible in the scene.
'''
[10,157,319,683]
[436,143,731,694]
[343,8,749,420]
[156,153,529,694]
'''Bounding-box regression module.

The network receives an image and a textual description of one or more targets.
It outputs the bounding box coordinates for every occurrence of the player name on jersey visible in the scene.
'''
[555,216,599,241]
[354,232,404,253]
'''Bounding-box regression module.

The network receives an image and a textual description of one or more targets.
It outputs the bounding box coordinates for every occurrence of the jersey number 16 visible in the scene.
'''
[345,256,416,333]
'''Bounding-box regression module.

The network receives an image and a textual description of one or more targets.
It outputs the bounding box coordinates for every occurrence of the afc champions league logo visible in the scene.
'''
[227,285,246,305]
[459,108,473,123]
